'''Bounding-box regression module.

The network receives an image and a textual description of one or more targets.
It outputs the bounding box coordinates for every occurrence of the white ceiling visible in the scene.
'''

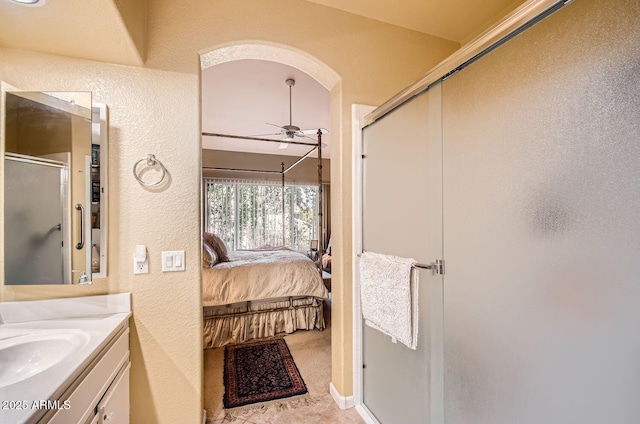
[201,60,331,158]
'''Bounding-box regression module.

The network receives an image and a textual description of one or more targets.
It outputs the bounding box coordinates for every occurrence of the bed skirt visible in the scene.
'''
[203,296,326,349]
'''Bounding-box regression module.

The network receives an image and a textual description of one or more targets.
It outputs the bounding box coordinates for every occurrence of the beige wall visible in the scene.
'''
[0,48,202,424]
[0,1,459,421]
[147,0,459,397]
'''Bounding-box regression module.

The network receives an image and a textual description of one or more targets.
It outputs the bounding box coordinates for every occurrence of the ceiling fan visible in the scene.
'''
[257,78,328,149]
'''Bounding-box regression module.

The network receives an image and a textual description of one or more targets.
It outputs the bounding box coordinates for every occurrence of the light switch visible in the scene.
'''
[162,250,185,272]
[173,251,185,270]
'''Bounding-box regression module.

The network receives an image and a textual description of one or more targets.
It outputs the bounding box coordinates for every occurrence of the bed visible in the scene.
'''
[202,248,329,348]
[201,130,329,348]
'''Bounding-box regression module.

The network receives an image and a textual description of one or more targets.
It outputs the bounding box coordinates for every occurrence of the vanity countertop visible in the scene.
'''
[0,293,131,424]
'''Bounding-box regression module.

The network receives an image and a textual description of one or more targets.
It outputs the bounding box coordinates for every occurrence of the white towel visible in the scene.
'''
[359,251,419,349]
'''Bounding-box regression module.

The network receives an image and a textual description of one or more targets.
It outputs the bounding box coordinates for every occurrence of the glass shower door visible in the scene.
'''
[5,157,66,285]
[361,84,443,423]
[441,1,640,423]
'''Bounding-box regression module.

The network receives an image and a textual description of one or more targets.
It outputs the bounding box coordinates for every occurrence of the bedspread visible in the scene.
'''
[203,249,328,306]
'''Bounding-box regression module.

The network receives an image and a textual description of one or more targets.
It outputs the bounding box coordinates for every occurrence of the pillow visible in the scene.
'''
[219,237,230,253]
[203,232,230,263]
[202,240,218,268]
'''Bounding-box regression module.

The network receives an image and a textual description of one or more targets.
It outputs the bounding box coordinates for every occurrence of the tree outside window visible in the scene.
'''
[205,180,318,252]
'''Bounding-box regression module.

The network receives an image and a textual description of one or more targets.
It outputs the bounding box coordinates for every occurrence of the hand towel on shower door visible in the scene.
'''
[359,251,418,349]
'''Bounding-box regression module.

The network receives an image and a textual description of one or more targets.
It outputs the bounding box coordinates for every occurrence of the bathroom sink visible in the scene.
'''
[0,329,90,387]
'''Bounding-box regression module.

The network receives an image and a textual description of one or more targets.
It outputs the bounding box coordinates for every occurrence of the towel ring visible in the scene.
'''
[133,154,168,187]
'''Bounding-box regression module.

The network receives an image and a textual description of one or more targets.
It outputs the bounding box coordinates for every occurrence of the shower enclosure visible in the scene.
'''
[358,0,640,423]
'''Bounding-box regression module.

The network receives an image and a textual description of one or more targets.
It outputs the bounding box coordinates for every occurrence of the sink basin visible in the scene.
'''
[0,329,90,387]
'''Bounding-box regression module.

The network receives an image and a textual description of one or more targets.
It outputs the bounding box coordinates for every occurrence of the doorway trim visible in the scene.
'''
[351,103,379,424]
[200,41,340,90]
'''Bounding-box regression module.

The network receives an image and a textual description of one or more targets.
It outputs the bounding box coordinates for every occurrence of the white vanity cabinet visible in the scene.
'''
[96,361,130,424]
[81,365,130,424]
[0,294,131,424]
[48,326,130,424]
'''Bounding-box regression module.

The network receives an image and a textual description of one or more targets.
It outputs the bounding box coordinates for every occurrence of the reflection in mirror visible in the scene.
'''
[4,91,96,285]
[90,104,108,280]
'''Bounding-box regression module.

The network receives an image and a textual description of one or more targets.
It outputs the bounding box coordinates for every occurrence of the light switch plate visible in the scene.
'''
[162,250,185,272]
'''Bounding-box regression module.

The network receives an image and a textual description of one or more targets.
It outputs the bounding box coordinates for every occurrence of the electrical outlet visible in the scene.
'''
[134,261,148,274]
[134,245,149,274]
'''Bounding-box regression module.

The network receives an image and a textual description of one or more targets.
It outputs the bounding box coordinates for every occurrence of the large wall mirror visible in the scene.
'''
[3,88,108,285]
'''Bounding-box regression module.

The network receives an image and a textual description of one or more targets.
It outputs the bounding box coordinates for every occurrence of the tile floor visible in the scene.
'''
[204,300,365,423]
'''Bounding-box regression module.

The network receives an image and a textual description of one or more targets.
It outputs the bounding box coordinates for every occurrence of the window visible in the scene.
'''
[204,179,318,252]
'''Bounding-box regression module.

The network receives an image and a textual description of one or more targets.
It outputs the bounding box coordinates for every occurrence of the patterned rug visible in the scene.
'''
[223,338,308,409]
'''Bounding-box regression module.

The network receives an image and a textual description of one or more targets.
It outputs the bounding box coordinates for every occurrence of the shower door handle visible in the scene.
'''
[75,203,85,249]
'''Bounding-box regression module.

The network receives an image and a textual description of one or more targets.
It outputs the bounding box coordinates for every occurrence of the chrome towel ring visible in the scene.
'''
[133,154,168,187]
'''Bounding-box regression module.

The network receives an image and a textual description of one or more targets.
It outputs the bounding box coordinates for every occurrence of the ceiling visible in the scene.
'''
[0,0,145,67]
[301,0,523,43]
[201,60,331,158]
[0,0,523,65]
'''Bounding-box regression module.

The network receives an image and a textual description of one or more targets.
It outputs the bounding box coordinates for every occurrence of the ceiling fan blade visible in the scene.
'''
[266,123,285,130]
[300,128,329,135]
[278,142,289,149]
[301,134,328,147]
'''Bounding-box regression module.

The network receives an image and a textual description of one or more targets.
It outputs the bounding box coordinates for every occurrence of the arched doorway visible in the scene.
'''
[199,42,354,423]
[200,42,340,91]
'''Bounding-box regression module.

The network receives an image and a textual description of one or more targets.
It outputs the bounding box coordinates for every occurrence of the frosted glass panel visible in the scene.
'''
[5,159,65,284]
[442,0,640,423]
[362,86,443,423]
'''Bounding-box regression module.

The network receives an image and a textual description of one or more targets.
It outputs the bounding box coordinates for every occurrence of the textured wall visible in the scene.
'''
[0,48,202,424]
[145,0,459,397]
[0,1,460,418]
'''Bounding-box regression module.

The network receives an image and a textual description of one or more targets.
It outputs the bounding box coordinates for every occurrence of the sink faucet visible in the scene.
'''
[71,270,89,284]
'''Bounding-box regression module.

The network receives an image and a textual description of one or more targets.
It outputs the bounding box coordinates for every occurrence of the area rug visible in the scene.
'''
[223,338,308,409]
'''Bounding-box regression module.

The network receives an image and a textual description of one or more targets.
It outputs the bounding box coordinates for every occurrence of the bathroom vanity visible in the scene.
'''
[0,293,131,424]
